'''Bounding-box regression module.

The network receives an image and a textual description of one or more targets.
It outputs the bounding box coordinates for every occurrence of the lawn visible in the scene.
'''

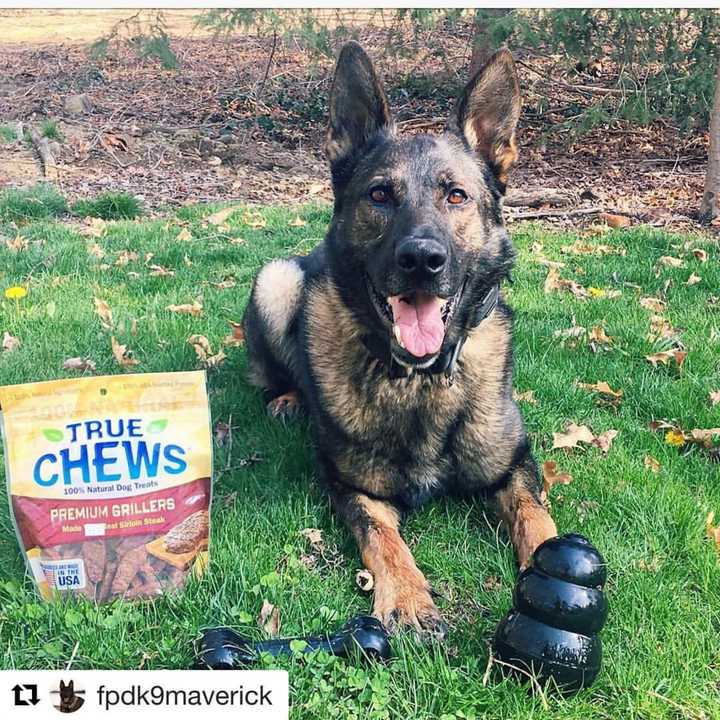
[1,186,719,720]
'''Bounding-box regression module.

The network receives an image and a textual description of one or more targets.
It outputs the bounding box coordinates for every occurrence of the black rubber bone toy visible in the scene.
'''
[493,533,608,692]
[196,614,390,669]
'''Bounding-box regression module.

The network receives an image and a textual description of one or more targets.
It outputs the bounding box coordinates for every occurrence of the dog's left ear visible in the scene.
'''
[452,49,521,189]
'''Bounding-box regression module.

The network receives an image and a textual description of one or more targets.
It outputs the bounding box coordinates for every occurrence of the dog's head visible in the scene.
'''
[324,42,520,368]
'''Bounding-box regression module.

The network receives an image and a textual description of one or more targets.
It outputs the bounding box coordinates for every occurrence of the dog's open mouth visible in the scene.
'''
[368,277,461,359]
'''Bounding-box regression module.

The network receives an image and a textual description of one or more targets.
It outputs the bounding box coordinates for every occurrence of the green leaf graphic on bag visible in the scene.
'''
[42,428,64,442]
[146,418,168,434]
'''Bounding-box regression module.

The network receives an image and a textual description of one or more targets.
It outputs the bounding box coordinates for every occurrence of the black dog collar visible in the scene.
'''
[362,284,500,381]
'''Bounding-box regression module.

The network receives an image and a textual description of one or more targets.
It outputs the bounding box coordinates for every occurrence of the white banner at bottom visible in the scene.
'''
[0,670,288,719]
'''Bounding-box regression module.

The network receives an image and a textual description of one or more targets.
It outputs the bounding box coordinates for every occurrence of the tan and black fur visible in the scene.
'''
[242,43,556,638]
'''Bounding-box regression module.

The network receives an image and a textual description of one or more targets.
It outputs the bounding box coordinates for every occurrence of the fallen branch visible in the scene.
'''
[505,189,575,208]
[28,127,59,180]
[507,206,603,221]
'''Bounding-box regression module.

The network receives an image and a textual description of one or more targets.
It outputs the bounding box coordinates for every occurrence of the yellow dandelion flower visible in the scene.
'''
[4,286,27,300]
[664,430,686,447]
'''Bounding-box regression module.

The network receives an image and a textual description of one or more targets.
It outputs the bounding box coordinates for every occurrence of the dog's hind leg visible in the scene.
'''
[243,258,305,419]
[329,485,448,640]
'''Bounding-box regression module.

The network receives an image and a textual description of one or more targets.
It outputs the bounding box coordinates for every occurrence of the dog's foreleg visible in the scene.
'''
[492,452,557,570]
[330,486,447,639]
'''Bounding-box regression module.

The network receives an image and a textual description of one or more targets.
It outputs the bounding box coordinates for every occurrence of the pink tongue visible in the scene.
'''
[389,293,445,358]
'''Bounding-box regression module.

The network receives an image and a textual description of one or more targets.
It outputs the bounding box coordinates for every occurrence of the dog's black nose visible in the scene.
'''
[395,238,447,278]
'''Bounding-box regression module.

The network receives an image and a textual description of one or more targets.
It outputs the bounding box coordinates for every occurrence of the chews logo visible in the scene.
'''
[33,418,187,487]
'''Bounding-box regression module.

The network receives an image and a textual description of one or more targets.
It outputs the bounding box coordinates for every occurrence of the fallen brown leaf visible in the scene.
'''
[244,212,267,229]
[176,228,193,242]
[686,273,701,286]
[577,380,624,399]
[214,420,230,446]
[544,267,589,299]
[647,315,679,343]
[111,336,139,367]
[588,326,613,346]
[2,331,20,352]
[258,600,281,636]
[658,255,685,268]
[80,217,107,238]
[116,250,139,266]
[5,235,28,252]
[640,297,667,313]
[644,455,661,473]
[63,357,97,372]
[645,349,687,368]
[592,429,618,454]
[560,240,626,256]
[552,423,595,450]
[187,335,226,368]
[599,212,631,229]
[166,301,203,317]
[93,298,113,330]
[224,320,245,348]
[300,528,324,549]
[87,241,106,259]
[513,389,537,405]
[206,205,243,227]
[289,215,307,227]
[213,279,237,290]
[689,428,720,448]
[355,569,374,592]
[149,264,175,277]
[693,248,709,263]
[710,391,720,406]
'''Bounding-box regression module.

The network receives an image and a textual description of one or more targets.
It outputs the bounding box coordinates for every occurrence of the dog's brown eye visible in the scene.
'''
[447,189,468,205]
[370,186,390,204]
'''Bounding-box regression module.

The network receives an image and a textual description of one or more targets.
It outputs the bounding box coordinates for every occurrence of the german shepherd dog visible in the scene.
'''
[243,42,557,639]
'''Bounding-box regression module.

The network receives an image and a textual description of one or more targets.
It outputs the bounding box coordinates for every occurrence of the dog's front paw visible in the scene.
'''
[373,581,448,641]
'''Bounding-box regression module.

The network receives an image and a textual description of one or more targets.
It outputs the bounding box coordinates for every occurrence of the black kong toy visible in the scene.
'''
[196,615,391,669]
[493,533,608,692]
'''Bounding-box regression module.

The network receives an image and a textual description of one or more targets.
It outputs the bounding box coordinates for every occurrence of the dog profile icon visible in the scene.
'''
[53,679,85,714]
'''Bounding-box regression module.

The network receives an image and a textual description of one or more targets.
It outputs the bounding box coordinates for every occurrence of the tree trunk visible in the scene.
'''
[469,9,510,77]
[700,60,720,223]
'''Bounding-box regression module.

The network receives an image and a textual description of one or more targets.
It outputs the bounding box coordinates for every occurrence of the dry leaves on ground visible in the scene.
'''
[111,336,139,367]
[647,315,680,343]
[176,228,193,242]
[577,380,624,406]
[552,423,618,454]
[513,389,537,405]
[149,264,175,277]
[63,357,97,372]
[4,235,28,252]
[258,599,281,637]
[710,391,720,406]
[599,212,631,229]
[640,297,667,313]
[658,255,685,269]
[645,349,687,368]
[224,320,245,347]
[206,204,243,227]
[644,455,661,473]
[705,512,720,554]
[686,273,702,287]
[552,423,595,450]
[166,301,203,316]
[94,297,113,329]
[560,240,626,256]
[541,460,573,503]
[213,420,230,446]
[2,331,20,352]
[693,248,709,262]
[300,528,324,549]
[544,267,590,299]
[187,334,226,368]
[355,569,374,592]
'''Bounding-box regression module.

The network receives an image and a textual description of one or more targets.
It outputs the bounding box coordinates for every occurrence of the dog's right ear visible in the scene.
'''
[325,42,391,172]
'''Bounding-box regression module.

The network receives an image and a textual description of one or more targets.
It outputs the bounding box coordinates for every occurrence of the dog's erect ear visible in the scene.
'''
[325,42,391,170]
[452,49,521,189]
[60,681,67,691]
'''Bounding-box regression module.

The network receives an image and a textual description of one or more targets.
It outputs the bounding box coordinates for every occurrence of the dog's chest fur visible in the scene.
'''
[303,278,511,504]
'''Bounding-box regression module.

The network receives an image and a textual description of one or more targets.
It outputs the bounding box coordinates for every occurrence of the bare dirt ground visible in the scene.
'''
[0,10,710,230]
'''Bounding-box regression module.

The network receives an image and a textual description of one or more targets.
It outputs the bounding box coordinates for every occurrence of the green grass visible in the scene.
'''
[40,119,63,142]
[0,124,17,144]
[1,194,719,719]
[72,191,143,220]
[0,184,68,222]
